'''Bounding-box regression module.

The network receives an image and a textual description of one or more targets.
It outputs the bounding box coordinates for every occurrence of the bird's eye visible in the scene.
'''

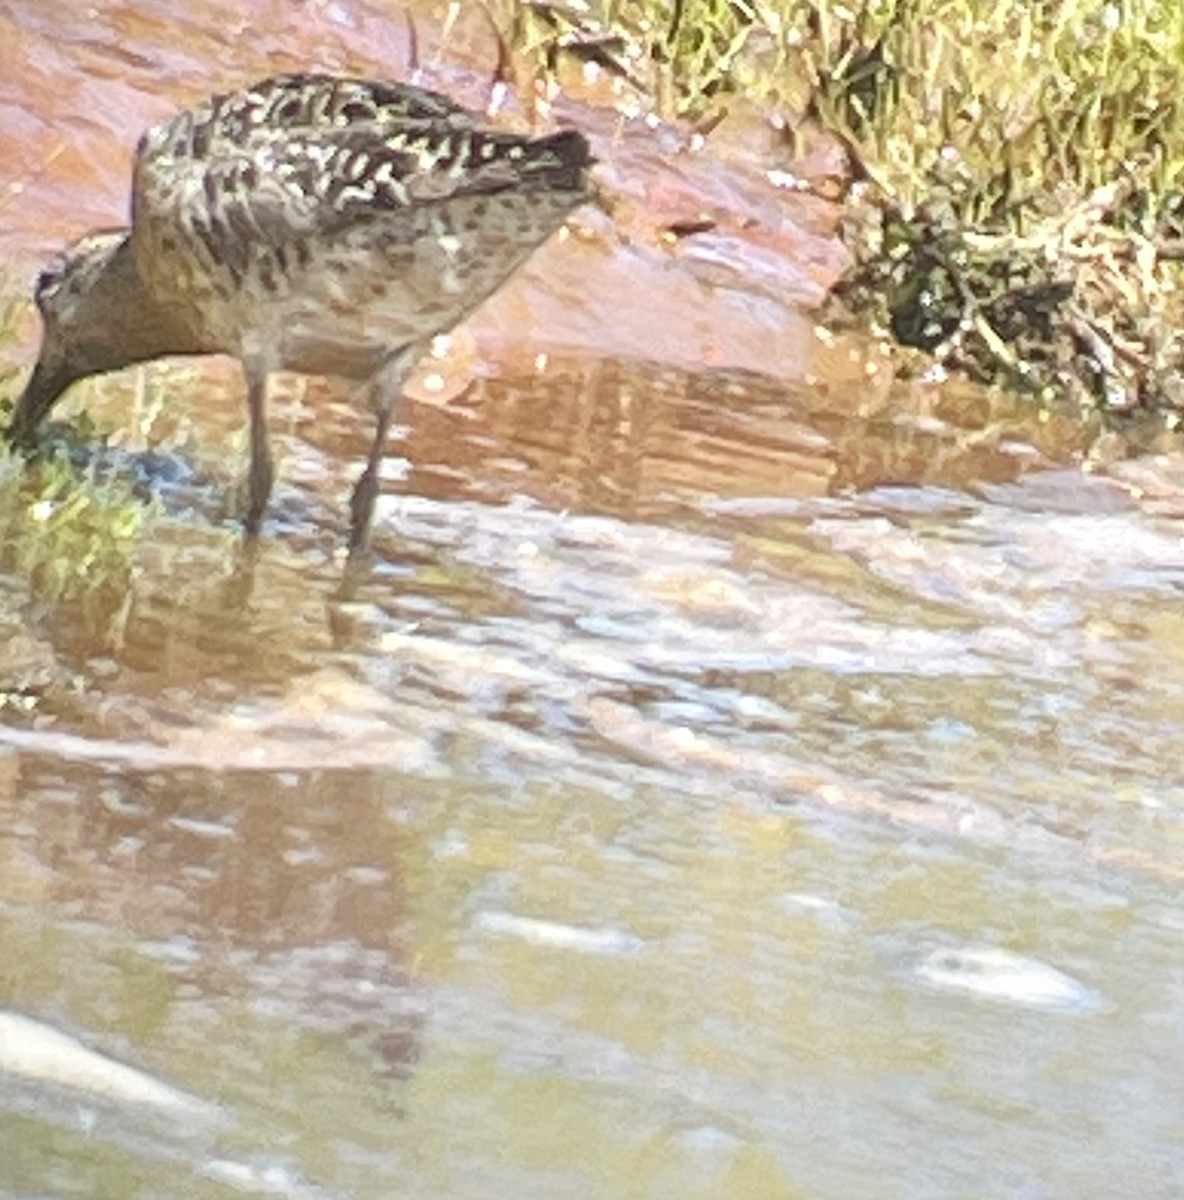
[34,259,69,310]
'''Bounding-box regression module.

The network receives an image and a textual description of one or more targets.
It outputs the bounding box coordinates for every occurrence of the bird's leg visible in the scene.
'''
[242,360,274,537]
[348,345,422,556]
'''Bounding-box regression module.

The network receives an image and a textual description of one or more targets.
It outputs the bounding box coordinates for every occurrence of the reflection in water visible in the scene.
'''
[3,347,1184,1196]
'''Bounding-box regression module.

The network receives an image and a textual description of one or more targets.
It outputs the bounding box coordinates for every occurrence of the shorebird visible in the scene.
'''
[7,73,593,551]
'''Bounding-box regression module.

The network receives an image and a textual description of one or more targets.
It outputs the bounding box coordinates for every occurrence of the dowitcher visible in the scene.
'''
[7,73,593,551]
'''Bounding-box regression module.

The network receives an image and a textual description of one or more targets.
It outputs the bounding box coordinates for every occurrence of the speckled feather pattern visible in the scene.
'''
[13,73,593,547]
[125,73,591,371]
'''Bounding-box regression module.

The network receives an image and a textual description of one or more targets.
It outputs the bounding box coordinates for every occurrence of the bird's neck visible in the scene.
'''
[85,233,206,367]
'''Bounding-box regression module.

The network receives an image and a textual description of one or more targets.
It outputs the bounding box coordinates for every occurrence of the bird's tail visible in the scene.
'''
[519,129,595,193]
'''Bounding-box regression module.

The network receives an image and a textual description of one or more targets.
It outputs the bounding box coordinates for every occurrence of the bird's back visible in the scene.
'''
[143,73,479,154]
[131,74,593,376]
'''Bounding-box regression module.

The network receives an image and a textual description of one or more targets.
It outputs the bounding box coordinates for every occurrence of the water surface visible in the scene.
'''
[3,4,1184,1199]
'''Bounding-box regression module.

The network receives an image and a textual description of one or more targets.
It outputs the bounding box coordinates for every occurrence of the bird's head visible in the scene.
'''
[7,230,142,448]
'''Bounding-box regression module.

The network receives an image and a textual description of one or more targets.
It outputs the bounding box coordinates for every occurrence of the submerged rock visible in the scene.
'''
[914,945,1104,1013]
[0,1010,214,1118]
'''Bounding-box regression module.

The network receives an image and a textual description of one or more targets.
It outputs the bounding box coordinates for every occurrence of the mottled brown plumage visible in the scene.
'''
[9,73,593,550]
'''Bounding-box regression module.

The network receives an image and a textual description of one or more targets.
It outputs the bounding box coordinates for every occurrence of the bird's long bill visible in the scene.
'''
[6,358,73,449]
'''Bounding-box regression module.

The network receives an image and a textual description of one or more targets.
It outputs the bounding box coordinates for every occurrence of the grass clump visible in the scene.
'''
[489,0,774,117]
[0,448,148,604]
[500,0,1184,424]
[0,297,150,618]
[806,0,1184,421]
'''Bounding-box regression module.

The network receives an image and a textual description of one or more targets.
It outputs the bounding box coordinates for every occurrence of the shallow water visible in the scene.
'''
[4,4,1184,1199]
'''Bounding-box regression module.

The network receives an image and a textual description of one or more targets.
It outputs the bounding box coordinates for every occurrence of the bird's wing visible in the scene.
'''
[149,74,480,154]
[134,119,591,258]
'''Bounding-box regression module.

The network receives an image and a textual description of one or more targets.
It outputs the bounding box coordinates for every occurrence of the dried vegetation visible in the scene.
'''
[496,0,1184,428]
